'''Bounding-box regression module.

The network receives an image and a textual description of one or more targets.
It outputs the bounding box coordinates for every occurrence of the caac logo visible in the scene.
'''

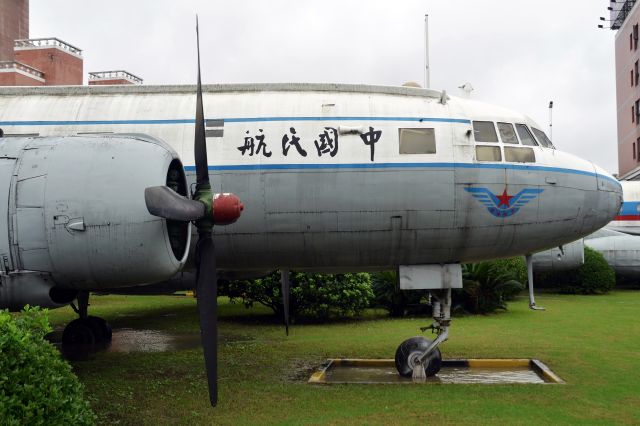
[465,187,544,218]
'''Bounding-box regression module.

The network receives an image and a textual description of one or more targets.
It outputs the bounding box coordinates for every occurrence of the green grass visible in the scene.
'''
[44,292,640,425]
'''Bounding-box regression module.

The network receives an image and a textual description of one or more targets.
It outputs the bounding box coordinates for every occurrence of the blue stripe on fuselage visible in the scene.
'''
[182,162,620,186]
[0,116,471,126]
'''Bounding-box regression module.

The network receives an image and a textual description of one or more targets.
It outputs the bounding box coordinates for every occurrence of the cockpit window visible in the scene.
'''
[515,124,538,146]
[472,121,499,143]
[476,146,502,162]
[399,128,436,154]
[504,147,535,163]
[531,127,554,149]
[497,122,519,144]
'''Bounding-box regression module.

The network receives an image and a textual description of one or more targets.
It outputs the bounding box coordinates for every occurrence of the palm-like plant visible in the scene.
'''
[461,261,524,314]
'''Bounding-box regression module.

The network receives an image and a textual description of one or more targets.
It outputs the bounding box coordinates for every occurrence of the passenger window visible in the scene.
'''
[399,128,436,154]
[515,124,538,146]
[472,121,499,143]
[531,128,554,149]
[497,123,519,144]
[504,147,535,163]
[476,146,502,162]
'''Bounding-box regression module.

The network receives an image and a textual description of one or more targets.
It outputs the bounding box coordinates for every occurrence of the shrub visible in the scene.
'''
[227,271,374,321]
[0,307,96,425]
[459,261,524,314]
[370,270,428,317]
[535,247,615,294]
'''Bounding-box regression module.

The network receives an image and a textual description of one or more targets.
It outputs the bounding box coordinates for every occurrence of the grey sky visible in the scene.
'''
[31,0,618,172]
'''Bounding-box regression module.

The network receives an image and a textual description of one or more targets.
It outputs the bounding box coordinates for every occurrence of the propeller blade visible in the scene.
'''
[280,270,290,336]
[195,234,218,407]
[144,186,206,221]
[194,16,209,187]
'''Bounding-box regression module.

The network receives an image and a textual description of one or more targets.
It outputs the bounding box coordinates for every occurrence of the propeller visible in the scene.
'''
[144,16,243,407]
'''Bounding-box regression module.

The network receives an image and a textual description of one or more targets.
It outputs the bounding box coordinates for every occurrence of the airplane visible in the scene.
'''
[0,32,622,405]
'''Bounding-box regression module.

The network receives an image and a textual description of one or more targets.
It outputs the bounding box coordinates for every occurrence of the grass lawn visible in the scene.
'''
[45,291,640,425]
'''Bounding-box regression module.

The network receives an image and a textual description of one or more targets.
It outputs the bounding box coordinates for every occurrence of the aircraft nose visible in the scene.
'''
[593,162,623,223]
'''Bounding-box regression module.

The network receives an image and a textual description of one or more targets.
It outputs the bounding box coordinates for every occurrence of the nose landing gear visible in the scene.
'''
[62,291,112,345]
[394,288,451,380]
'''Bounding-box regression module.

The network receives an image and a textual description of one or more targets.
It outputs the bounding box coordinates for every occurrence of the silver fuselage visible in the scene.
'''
[0,84,622,287]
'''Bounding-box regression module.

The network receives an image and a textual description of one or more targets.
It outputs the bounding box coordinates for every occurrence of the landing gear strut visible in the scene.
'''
[395,288,451,380]
[62,291,112,345]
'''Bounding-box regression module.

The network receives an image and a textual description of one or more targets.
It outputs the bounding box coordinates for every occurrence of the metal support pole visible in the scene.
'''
[280,270,290,336]
[548,101,553,140]
[424,14,430,88]
[77,290,89,319]
[525,254,545,311]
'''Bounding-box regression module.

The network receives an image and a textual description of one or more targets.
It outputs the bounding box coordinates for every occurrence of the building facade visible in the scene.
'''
[0,0,28,61]
[0,0,141,87]
[614,1,640,179]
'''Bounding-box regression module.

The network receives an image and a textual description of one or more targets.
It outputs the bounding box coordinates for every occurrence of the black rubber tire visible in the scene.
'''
[395,336,442,378]
[62,319,96,345]
[87,316,112,343]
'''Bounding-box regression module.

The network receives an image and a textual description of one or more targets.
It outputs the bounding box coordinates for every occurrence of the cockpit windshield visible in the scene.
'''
[531,127,555,149]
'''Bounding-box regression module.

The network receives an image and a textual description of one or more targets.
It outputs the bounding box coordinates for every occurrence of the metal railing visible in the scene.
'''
[0,61,45,79]
[14,38,83,56]
[612,0,637,30]
[88,70,143,84]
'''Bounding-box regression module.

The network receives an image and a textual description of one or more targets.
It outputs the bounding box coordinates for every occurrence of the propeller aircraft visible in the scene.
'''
[0,24,623,404]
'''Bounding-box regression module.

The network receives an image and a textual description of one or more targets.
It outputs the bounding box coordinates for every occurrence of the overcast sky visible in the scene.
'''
[30,0,618,172]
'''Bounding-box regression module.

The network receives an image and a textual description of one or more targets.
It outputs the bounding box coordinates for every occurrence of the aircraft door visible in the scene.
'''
[0,158,16,273]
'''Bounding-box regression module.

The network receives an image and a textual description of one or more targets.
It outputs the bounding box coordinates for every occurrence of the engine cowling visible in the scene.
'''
[532,238,585,272]
[0,134,190,293]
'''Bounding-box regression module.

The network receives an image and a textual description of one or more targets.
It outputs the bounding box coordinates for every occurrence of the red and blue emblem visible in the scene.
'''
[465,187,544,218]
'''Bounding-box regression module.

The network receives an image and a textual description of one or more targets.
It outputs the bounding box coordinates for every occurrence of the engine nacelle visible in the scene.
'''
[0,134,190,292]
[0,272,77,311]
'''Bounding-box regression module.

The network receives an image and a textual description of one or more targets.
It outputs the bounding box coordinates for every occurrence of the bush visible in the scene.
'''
[492,257,528,294]
[535,247,615,294]
[459,261,524,314]
[227,271,374,321]
[370,270,428,317]
[0,307,96,425]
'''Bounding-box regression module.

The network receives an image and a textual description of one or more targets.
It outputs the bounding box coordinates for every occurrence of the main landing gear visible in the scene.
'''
[62,291,112,345]
[395,288,451,381]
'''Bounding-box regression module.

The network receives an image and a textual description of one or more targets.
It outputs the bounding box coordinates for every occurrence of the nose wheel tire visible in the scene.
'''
[395,336,442,378]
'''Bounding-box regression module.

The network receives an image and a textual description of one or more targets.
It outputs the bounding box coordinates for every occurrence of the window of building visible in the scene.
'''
[634,24,639,50]
[472,121,499,142]
[632,69,635,87]
[634,142,637,160]
[636,100,640,124]
[398,128,436,154]
[505,147,536,163]
[635,61,639,86]
[634,105,636,123]
[476,145,501,162]
[515,124,538,146]
[531,128,553,148]
[631,33,634,50]
[497,122,519,144]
